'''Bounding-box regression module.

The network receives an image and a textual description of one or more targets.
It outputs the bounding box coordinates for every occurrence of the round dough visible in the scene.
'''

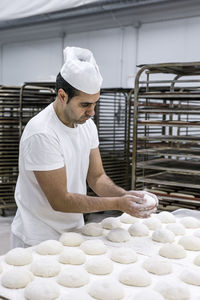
[110,247,137,264]
[180,217,200,229]
[152,228,175,243]
[80,239,107,255]
[154,280,190,300]
[106,228,131,243]
[120,213,140,224]
[157,211,176,223]
[143,217,162,230]
[194,229,200,238]
[85,257,113,275]
[101,217,121,230]
[36,240,63,255]
[180,269,200,286]
[178,236,200,251]
[131,290,165,300]
[142,257,172,275]
[166,223,186,236]
[88,278,124,300]
[194,254,200,266]
[59,248,86,265]
[144,193,157,206]
[159,243,186,259]
[30,258,61,277]
[119,266,151,287]
[1,269,33,289]
[57,268,89,287]
[128,223,149,237]
[81,222,103,236]
[5,247,33,266]
[59,232,83,246]
[24,279,60,300]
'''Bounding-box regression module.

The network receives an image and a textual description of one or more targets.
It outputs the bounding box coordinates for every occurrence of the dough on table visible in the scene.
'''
[59,232,83,246]
[110,247,137,264]
[154,280,190,300]
[5,247,33,266]
[159,243,186,259]
[106,228,131,242]
[156,211,176,223]
[85,257,113,275]
[80,239,107,255]
[36,240,63,255]
[101,217,121,230]
[194,229,200,238]
[178,236,200,251]
[120,213,140,224]
[88,278,124,300]
[180,217,200,229]
[119,266,151,287]
[180,269,200,286]
[166,223,186,235]
[152,228,175,243]
[60,292,93,300]
[143,217,162,230]
[1,269,33,289]
[142,256,172,275]
[128,223,149,237]
[30,257,61,277]
[59,248,86,265]
[194,254,200,266]
[81,222,103,236]
[57,268,89,287]
[131,290,165,300]
[24,279,60,300]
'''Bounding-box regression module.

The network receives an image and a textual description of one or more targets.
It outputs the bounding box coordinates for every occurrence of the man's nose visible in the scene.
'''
[86,105,95,117]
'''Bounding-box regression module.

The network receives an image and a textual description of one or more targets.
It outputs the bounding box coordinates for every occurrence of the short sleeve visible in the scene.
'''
[22,133,65,171]
[90,120,99,149]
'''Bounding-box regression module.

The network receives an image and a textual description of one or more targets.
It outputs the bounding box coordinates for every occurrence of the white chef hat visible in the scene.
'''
[60,46,103,94]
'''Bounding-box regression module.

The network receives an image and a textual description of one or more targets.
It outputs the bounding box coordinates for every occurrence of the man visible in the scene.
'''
[11,47,157,248]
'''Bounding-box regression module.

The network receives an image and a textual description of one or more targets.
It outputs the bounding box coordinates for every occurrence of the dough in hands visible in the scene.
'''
[119,266,151,287]
[80,239,107,255]
[59,232,83,246]
[81,222,103,236]
[178,236,200,251]
[1,269,33,289]
[30,257,61,277]
[36,240,63,255]
[106,228,131,242]
[24,279,60,300]
[156,211,176,223]
[142,257,172,275]
[110,247,137,264]
[5,247,33,266]
[85,257,113,275]
[128,223,149,237]
[143,217,162,230]
[159,243,186,259]
[154,280,190,300]
[101,217,121,230]
[180,269,200,286]
[194,254,200,266]
[57,268,89,288]
[88,278,124,300]
[59,248,86,265]
[166,223,185,235]
[144,193,157,206]
[120,213,140,224]
[180,217,200,229]
[152,228,175,243]
[131,290,165,300]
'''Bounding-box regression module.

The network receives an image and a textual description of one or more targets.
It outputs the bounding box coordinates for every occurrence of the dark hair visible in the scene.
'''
[56,72,80,102]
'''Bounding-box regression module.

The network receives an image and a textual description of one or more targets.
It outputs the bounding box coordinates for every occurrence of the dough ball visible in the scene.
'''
[180,269,200,286]
[85,257,113,275]
[131,290,165,300]
[59,248,86,265]
[110,247,137,264]
[128,223,149,237]
[143,257,172,275]
[81,222,103,236]
[166,223,186,236]
[157,211,176,223]
[119,266,151,287]
[152,228,175,243]
[88,278,124,300]
[24,279,60,300]
[180,217,200,229]
[144,193,157,206]
[159,243,186,259]
[80,239,107,255]
[143,217,162,230]
[59,232,83,246]
[154,280,190,300]
[1,269,33,289]
[30,257,61,277]
[5,247,33,266]
[59,292,93,300]
[178,236,200,251]
[101,217,121,230]
[194,229,200,238]
[57,268,89,288]
[106,228,131,243]
[194,254,200,266]
[120,213,140,224]
[36,240,63,255]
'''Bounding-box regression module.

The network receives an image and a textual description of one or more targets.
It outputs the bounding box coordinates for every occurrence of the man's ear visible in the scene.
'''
[57,88,68,104]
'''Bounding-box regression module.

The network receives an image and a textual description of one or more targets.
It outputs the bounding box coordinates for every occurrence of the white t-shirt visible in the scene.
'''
[11,103,99,245]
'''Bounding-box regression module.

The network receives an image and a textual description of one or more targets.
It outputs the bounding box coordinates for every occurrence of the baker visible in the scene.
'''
[11,46,158,248]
